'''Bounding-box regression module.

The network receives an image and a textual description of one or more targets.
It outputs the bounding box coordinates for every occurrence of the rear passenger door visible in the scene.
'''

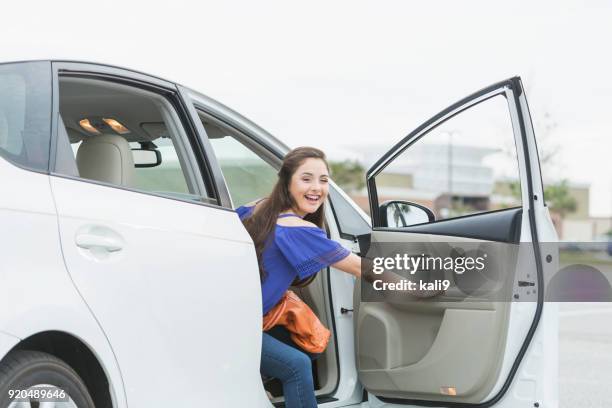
[49,62,264,406]
[356,78,557,407]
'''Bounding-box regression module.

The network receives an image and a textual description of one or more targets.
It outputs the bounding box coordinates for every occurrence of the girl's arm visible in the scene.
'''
[332,254,443,298]
[331,252,362,278]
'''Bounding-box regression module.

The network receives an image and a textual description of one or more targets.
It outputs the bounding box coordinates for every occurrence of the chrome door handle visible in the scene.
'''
[76,233,123,252]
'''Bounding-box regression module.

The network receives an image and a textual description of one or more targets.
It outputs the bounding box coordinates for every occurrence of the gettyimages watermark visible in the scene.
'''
[359,241,612,303]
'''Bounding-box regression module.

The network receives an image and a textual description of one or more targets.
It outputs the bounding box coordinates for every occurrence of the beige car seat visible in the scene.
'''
[76,134,135,187]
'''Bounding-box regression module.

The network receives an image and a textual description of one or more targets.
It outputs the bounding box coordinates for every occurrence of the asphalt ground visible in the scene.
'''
[559,302,612,408]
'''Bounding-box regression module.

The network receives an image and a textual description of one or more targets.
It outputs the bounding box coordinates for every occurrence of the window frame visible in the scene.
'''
[181,87,292,209]
[327,183,372,240]
[49,61,225,210]
[195,108,282,208]
[367,81,526,229]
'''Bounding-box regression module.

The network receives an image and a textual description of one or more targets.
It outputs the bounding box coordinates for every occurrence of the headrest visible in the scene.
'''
[76,134,135,187]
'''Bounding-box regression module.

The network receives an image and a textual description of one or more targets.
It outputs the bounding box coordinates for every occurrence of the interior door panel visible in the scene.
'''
[354,231,513,403]
[395,207,522,244]
[291,271,339,396]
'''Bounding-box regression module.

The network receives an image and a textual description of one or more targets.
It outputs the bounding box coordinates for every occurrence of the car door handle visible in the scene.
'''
[76,233,123,252]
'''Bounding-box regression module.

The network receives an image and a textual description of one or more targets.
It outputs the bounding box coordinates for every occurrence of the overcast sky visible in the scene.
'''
[2,0,611,216]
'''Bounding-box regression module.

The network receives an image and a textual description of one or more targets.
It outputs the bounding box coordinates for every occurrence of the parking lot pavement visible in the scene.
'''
[559,303,612,408]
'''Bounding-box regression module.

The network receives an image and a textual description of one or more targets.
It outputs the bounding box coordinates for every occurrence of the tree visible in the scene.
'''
[329,160,365,193]
[544,180,577,219]
[507,179,577,237]
[543,179,578,238]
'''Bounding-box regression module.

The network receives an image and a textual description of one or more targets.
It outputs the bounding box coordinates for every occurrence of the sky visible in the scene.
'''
[2,0,611,216]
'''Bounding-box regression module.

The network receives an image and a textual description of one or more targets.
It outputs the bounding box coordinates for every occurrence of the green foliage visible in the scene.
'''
[508,181,521,200]
[508,179,577,219]
[329,160,365,193]
[544,179,577,218]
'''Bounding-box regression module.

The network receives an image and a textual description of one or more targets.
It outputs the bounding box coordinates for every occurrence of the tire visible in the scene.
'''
[0,350,95,407]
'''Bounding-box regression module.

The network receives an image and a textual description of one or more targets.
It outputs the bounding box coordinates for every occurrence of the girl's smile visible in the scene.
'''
[287,158,329,217]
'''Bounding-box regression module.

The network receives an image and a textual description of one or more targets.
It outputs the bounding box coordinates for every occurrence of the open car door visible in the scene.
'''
[355,77,558,407]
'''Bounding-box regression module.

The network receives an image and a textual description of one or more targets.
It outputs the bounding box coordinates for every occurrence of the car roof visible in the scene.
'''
[2,59,290,157]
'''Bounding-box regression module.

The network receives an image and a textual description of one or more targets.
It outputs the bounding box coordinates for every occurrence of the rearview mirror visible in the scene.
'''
[132,148,162,168]
[379,200,435,228]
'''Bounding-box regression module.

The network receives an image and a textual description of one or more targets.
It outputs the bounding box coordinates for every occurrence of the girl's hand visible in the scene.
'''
[333,255,445,298]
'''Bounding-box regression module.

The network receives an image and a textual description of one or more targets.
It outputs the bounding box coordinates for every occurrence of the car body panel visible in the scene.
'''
[0,331,20,359]
[50,173,266,406]
[0,156,129,408]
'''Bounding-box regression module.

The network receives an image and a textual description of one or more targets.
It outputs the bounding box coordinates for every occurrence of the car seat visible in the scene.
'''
[76,134,135,187]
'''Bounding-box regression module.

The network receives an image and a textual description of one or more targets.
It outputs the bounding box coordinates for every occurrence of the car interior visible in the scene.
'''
[57,75,342,403]
[57,77,213,203]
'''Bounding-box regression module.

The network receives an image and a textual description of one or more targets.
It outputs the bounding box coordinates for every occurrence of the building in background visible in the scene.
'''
[351,142,518,218]
[343,143,608,241]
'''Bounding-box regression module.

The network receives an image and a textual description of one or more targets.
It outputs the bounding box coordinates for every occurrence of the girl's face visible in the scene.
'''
[288,158,329,217]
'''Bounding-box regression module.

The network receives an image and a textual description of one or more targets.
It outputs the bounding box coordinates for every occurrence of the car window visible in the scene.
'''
[328,185,371,239]
[374,94,522,225]
[201,116,278,207]
[129,138,191,196]
[54,76,214,203]
[0,62,51,172]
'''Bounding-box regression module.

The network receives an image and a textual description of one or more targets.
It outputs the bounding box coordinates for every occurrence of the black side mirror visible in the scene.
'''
[379,200,435,228]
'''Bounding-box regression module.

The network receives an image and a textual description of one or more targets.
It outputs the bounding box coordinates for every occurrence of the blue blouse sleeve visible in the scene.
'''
[235,205,254,221]
[275,227,351,279]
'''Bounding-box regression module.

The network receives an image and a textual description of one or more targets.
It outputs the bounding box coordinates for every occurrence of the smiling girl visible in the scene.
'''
[236,147,361,407]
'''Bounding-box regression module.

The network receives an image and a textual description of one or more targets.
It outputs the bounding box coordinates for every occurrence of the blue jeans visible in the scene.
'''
[261,330,318,408]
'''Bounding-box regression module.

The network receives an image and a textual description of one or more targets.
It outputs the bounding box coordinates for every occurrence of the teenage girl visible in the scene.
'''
[237,147,361,407]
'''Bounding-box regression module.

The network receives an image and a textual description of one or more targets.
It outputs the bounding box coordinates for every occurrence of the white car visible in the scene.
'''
[0,60,558,407]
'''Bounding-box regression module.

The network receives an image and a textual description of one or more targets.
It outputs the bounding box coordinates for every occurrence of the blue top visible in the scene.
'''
[236,204,351,314]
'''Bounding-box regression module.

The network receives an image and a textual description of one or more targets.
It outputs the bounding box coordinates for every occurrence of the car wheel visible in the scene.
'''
[0,350,95,408]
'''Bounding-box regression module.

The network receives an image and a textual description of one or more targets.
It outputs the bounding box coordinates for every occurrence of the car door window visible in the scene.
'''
[373,94,522,226]
[328,186,371,239]
[200,115,278,207]
[128,138,191,195]
[0,62,52,172]
[54,76,214,204]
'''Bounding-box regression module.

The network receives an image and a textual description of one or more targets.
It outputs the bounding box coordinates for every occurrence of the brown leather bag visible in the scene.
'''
[262,290,331,354]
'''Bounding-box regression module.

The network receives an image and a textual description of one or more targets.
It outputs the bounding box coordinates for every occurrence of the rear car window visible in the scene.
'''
[0,61,52,172]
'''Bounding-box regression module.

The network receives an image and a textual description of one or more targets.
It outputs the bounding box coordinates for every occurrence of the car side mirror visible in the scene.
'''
[379,200,435,228]
[132,148,162,168]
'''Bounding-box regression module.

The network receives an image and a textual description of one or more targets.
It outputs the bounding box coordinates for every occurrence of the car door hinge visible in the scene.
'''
[340,307,354,314]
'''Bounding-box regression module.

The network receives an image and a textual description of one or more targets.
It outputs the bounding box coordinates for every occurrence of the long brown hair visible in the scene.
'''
[243,146,329,281]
